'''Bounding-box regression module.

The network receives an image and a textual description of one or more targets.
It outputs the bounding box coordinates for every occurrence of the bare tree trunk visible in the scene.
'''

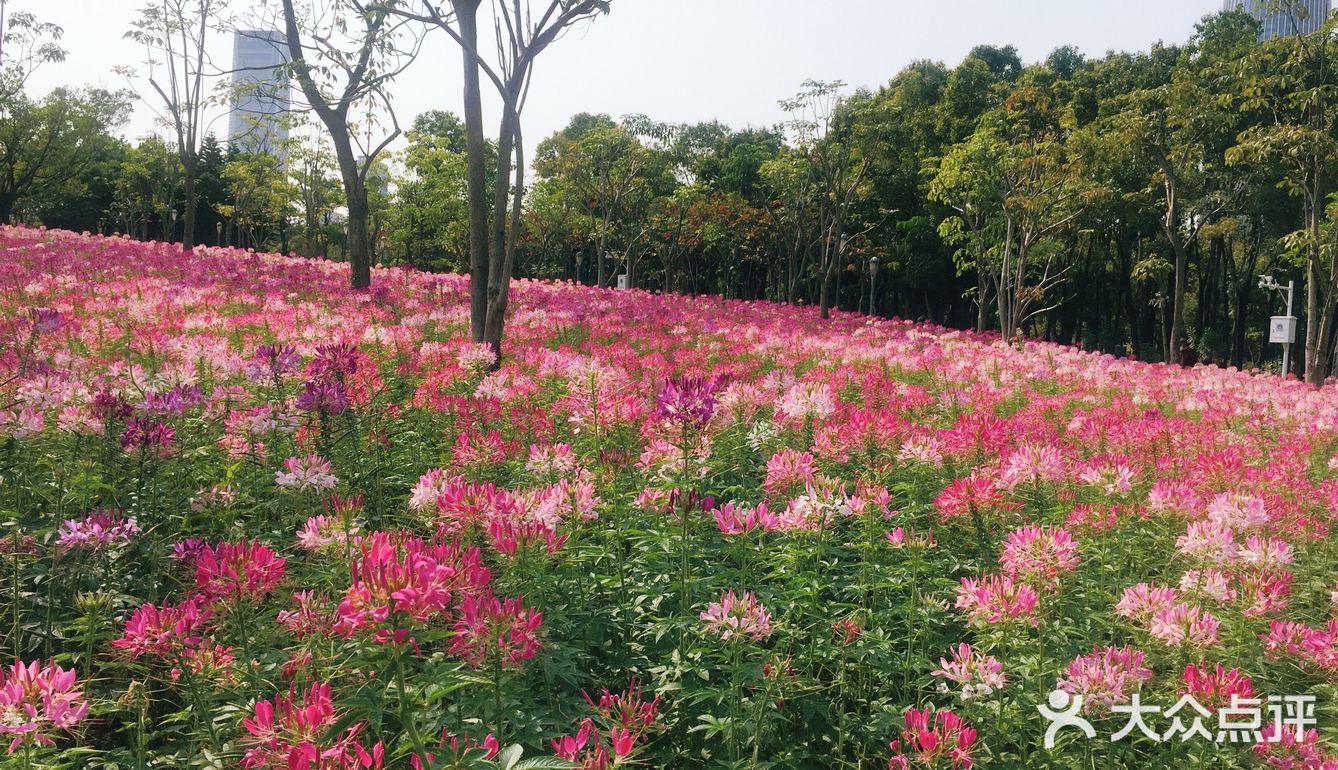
[453,0,489,341]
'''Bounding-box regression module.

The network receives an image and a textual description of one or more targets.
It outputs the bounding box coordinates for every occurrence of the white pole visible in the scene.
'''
[1283,280,1294,377]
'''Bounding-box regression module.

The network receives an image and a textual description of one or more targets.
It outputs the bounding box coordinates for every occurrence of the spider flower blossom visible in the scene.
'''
[0,660,89,753]
[998,525,1079,586]
[277,591,337,639]
[449,592,544,669]
[1114,582,1178,623]
[932,644,1006,700]
[1206,492,1270,532]
[194,540,287,605]
[296,379,349,415]
[887,707,978,770]
[1055,646,1153,713]
[713,502,777,535]
[119,417,174,456]
[296,515,360,552]
[763,448,818,498]
[275,455,338,492]
[700,590,773,642]
[240,682,383,770]
[1175,520,1236,565]
[655,375,720,428]
[410,731,500,770]
[1181,662,1254,711]
[111,598,212,660]
[954,575,1038,627]
[56,510,139,552]
[1149,603,1221,648]
[335,533,490,639]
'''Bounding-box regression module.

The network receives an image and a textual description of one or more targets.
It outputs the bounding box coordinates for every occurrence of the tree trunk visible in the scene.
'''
[181,153,197,251]
[453,0,489,341]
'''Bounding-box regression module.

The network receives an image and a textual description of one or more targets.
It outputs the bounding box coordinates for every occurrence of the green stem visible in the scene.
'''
[395,649,430,767]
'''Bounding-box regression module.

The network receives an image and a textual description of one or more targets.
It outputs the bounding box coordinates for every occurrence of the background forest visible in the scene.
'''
[9,8,1338,377]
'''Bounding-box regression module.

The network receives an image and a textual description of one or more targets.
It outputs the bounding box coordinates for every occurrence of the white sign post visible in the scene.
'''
[1259,275,1296,376]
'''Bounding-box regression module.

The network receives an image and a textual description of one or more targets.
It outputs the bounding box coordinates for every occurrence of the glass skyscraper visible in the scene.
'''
[1223,0,1332,39]
[228,31,291,158]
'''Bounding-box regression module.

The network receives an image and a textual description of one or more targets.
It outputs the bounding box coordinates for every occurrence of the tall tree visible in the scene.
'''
[398,0,612,357]
[277,0,420,288]
[124,0,223,250]
[0,87,130,223]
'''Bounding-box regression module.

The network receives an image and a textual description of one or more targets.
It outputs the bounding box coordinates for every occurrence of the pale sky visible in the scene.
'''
[26,1,1218,152]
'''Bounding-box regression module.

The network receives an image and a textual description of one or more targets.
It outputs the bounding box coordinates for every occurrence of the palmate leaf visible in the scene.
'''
[491,743,578,770]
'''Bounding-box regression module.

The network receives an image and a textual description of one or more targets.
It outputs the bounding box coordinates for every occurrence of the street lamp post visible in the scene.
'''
[170,210,178,244]
[216,221,223,247]
[868,255,880,316]
[1259,275,1296,377]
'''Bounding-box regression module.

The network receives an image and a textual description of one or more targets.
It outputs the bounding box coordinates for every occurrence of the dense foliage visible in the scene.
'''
[6,227,1338,768]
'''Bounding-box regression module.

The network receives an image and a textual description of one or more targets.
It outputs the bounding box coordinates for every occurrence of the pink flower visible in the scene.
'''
[194,540,287,605]
[932,644,1006,700]
[763,448,817,498]
[998,525,1079,586]
[410,731,499,770]
[1253,725,1338,769]
[954,574,1038,626]
[335,533,491,641]
[1206,492,1270,532]
[275,454,338,492]
[934,471,1016,522]
[1181,662,1254,711]
[1114,582,1178,623]
[713,502,777,535]
[1175,520,1236,565]
[1056,646,1153,713]
[449,592,544,669]
[1236,535,1294,568]
[1149,603,1220,647]
[0,660,89,753]
[276,591,337,639]
[112,598,212,660]
[655,375,720,428]
[700,590,773,642]
[240,682,383,770]
[888,707,978,770]
[56,510,139,552]
[296,515,359,551]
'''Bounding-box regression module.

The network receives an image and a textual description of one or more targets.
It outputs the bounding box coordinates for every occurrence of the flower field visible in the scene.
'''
[5,226,1338,769]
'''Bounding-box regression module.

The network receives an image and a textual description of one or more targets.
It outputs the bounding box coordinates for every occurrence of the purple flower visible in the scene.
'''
[171,538,208,564]
[656,376,721,428]
[91,389,132,421]
[29,307,65,334]
[139,385,204,416]
[311,343,359,380]
[296,380,348,415]
[57,510,139,552]
[248,345,300,382]
[120,417,175,456]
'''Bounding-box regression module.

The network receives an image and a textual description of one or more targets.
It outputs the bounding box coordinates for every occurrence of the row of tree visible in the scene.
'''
[9,3,1338,380]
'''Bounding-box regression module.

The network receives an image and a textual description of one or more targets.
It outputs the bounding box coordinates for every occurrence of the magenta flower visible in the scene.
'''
[888,707,978,770]
[655,375,720,428]
[1181,662,1253,711]
[119,417,175,456]
[1055,646,1153,713]
[449,592,544,669]
[0,660,89,753]
[56,510,139,552]
[954,574,1038,626]
[699,590,772,642]
[334,533,491,641]
[111,598,212,660]
[240,682,383,770]
[194,540,287,606]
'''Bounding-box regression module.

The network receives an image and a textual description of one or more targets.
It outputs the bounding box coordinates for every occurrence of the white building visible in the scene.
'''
[228,30,290,157]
